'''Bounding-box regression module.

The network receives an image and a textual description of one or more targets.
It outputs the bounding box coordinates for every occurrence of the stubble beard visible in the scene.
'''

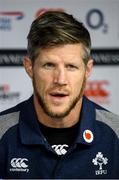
[33,77,86,119]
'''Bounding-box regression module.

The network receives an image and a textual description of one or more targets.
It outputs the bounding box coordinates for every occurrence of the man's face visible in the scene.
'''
[25,44,93,118]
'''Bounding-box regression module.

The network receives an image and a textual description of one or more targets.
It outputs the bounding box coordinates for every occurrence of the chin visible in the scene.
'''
[46,108,71,119]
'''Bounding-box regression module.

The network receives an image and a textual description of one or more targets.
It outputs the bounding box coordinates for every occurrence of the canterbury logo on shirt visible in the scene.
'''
[11,158,28,168]
[9,158,29,173]
[52,144,69,155]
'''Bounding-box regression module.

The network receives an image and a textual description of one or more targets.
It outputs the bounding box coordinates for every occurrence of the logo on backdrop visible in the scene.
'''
[84,80,110,104]
[35,8,64,17]
[86,9,108,33]
[0,11,24,31]
[0,84,20,110]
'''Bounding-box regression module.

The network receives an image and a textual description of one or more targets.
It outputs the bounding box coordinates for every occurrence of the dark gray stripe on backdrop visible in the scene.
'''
[0,49,119,66]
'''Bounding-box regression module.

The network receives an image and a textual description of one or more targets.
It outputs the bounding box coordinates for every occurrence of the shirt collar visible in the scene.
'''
[75,96,95,145]
[19,96,46,145]
[19,95,95,146]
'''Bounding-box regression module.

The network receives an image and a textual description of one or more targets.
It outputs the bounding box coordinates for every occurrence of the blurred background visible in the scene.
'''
[0,0,119,115]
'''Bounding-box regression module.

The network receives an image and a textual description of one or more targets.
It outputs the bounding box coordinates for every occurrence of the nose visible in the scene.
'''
[53,67,68,85]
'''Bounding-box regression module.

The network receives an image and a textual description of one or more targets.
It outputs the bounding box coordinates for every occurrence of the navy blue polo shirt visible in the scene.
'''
[0,96,119,179]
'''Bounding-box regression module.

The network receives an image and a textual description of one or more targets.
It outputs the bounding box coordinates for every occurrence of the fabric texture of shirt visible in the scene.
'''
[0,95,119,179]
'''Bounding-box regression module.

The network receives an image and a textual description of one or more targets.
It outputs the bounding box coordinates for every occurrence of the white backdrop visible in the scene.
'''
[0,0,119,115]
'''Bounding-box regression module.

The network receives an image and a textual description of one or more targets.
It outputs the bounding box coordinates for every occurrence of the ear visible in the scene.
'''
[23,56,33,79]
[85,59,93,79]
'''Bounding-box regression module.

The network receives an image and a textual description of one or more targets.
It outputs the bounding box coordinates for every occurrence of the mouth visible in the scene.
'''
[50,91,69,97]
[49,92,69,103]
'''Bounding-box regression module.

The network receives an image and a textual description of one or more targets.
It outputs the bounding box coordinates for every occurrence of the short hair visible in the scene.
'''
[27,11,91,65]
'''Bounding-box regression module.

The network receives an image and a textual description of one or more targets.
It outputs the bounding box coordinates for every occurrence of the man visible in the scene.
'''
[0,11,119,179]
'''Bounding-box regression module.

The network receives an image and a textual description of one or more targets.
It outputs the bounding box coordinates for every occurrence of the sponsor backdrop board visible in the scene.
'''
[0,0,119,49]
[0,0,119,115]
[0,67,33,112]
[86,66,119,115]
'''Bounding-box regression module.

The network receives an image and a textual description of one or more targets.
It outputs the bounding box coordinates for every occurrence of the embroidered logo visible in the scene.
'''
[10,158,29,173]
[52,144,69,155]
[83,129,94,143]
[92,152,108,175]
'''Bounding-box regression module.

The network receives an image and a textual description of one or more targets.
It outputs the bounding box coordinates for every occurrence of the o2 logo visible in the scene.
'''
[86,9,108,33]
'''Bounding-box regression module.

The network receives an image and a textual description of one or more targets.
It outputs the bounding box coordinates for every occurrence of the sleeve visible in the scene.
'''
[0,139,6,178]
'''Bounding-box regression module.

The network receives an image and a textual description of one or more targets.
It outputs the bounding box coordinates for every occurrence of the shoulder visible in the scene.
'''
[95,108,119,138]
[88,97,119,139]
[84,96,119,139]
[0,97,32,140]
[0,105,20,140]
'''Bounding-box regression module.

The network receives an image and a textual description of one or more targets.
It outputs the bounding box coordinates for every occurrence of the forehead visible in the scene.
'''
[37,44,84,62]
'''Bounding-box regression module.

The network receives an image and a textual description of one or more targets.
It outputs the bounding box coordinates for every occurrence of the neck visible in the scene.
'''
[33,95,83,128]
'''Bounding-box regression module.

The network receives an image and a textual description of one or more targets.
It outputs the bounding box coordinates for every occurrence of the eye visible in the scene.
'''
[43,63,55,70]
[66,64,78,71]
